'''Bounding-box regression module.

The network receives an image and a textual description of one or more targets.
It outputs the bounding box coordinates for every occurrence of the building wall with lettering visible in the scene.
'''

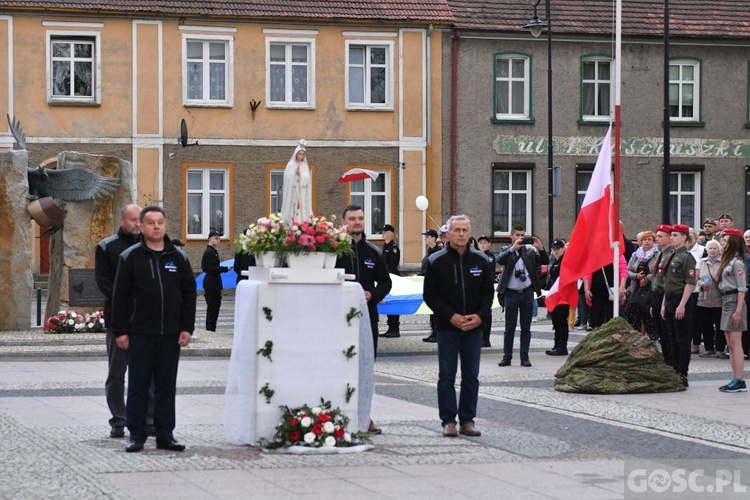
[444,33,750,244]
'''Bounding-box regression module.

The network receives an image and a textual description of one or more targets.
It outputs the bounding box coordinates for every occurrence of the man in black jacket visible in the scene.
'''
[381,224,401,338]
[336,205,392,357]
[496,224,549,367]
[201,230,230,331]
[421,229,441,343]
[545,239,569,356]
[423,215,494,438]
[111,206,197,453]
[95,203,149,439]
[477,235,496,348]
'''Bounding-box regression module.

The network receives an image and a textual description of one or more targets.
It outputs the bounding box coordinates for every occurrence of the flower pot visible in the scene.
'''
[255,251,277,268]
[287,252,326,268]
[323,253,337,269]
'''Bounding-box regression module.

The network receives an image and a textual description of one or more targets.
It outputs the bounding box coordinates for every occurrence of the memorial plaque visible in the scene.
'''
[68,269,105,307]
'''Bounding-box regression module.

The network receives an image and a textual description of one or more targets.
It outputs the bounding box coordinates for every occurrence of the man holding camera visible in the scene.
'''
[496,224,549,367]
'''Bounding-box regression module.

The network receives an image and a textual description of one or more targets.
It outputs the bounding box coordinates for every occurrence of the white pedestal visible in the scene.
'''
[224,279,374,446]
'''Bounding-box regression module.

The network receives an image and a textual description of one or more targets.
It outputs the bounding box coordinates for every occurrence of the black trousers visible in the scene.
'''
[204,288,222,330]
[126,334,181,442]
[368,304,379,358]
[106,329,154,428]
[551,305,570,350]
[698,306,722,352]
[386,314,400,331]
[663,294,693,376]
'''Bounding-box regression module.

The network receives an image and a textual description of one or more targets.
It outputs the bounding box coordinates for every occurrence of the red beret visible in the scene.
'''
[655,224,672,234]
[722,228,743,238]
[671,224,690,234]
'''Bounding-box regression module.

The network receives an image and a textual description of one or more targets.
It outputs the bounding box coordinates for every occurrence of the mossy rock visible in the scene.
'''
[554,317,685,394]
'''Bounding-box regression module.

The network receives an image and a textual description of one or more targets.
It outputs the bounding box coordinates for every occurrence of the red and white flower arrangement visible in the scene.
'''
[43,310,106,334]
[260,399,369,449]
[237,213,287,255]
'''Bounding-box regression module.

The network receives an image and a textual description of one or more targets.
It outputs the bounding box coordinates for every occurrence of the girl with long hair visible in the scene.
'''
[717,229,747,392]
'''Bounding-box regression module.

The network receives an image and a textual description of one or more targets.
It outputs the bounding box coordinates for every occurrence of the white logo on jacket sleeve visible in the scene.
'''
[470,265,483,277]
[165,261,178,273]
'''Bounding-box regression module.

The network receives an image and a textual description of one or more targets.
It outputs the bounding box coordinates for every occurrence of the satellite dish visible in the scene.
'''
[179,119,198,147]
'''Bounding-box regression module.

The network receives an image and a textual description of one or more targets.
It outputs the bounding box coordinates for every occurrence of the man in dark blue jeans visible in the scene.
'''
[496,224,549,367]
[423,215,494,438]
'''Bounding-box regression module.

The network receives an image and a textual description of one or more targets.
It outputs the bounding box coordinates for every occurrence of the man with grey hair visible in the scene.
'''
[423,215,494,438]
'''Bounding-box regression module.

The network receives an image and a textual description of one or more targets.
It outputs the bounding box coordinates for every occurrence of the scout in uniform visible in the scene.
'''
[716,228,748,393]
[660,224,697,387]
[651,224,673,359]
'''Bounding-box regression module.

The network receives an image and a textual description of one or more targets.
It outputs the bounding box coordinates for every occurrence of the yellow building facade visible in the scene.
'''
[0,8,447,270]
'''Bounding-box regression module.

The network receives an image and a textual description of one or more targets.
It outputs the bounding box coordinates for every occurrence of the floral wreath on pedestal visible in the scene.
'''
[43,310,106,334]
[259,399,370,449]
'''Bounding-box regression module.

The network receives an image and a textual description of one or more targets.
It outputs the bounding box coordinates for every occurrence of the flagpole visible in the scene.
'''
[612,0,622,317]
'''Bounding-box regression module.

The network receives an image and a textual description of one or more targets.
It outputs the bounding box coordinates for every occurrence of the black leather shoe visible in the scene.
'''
[110,426,125,438]
[546,348,568,356]
[498,358,511,367]
[383,331,401,338]
[125,439,145,453]
[156,439,186,452]
[520,359,532,367]
[422,334,437,343]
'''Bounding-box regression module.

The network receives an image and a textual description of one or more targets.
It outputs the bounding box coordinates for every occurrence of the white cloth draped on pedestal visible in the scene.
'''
[224,280,374,445]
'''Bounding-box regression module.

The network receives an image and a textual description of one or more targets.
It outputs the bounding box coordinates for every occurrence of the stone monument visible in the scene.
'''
[0,150,34,330]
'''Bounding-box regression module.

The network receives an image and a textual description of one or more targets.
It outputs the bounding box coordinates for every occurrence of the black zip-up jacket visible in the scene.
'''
[496,245,549,296]
[95,228,138,325]
[335,235,392,313]
[382,240,401,276]
[546,252,564,289]
[423,244,495,330]
[111,236,197,337]
[201,244,228,291]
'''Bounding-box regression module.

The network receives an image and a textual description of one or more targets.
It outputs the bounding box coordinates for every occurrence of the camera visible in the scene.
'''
[522,236,534,245]
[514,268,527,281]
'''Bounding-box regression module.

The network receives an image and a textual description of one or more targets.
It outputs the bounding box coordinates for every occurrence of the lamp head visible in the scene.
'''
[523,0,547,38]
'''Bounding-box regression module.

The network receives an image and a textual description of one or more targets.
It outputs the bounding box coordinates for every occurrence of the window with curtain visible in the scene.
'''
[49,36,97,103]
[669,59,700,121]
[347,42,392,109]
[494,54,530,120]
[492,169,532,235]
[348,169,390,238]
[669,171,701,227]
[581,57,612,121]
[184,37,232,106]
[575,170,593,214]
[186,167,230,239]
[267,40,314,107]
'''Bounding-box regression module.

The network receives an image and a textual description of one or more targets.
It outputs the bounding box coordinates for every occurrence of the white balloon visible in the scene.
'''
[415,195,429,212]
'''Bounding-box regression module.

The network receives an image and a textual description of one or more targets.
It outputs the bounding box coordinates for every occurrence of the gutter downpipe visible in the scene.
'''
[450,28,460,215]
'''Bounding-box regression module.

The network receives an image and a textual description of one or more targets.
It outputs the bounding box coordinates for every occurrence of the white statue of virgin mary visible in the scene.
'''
[280,139,313,224]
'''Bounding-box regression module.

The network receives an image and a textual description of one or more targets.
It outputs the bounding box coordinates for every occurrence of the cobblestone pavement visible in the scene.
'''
[1,297,749,498]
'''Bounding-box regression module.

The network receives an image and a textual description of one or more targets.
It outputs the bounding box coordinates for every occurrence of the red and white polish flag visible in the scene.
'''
[545,126,614,312]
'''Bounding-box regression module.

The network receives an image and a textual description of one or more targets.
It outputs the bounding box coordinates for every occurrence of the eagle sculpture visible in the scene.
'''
[7,114,120,201]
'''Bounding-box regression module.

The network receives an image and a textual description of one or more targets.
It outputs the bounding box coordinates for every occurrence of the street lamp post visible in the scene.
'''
[524,0,554,248]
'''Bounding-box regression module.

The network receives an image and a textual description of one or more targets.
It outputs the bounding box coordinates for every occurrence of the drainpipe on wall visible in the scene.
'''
[450,28,461,215]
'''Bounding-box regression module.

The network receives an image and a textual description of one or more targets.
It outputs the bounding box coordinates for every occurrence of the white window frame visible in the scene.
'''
[265,37,316,109]
[492,169,532,236]
[186,167,230,240]
[494,54,530,120]
[581,57,613,122]
[269,168,285,215]
[345,40,394,110]
[669,59,700,122]
[575,169,593,214]
[348,169,391,240]
[669,171,701,228]
[182,34,234,107]
[46,31,101,105]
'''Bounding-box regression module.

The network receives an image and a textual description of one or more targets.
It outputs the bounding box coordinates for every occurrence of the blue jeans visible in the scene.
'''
[436,326,482,426]
[503,287,534,360]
